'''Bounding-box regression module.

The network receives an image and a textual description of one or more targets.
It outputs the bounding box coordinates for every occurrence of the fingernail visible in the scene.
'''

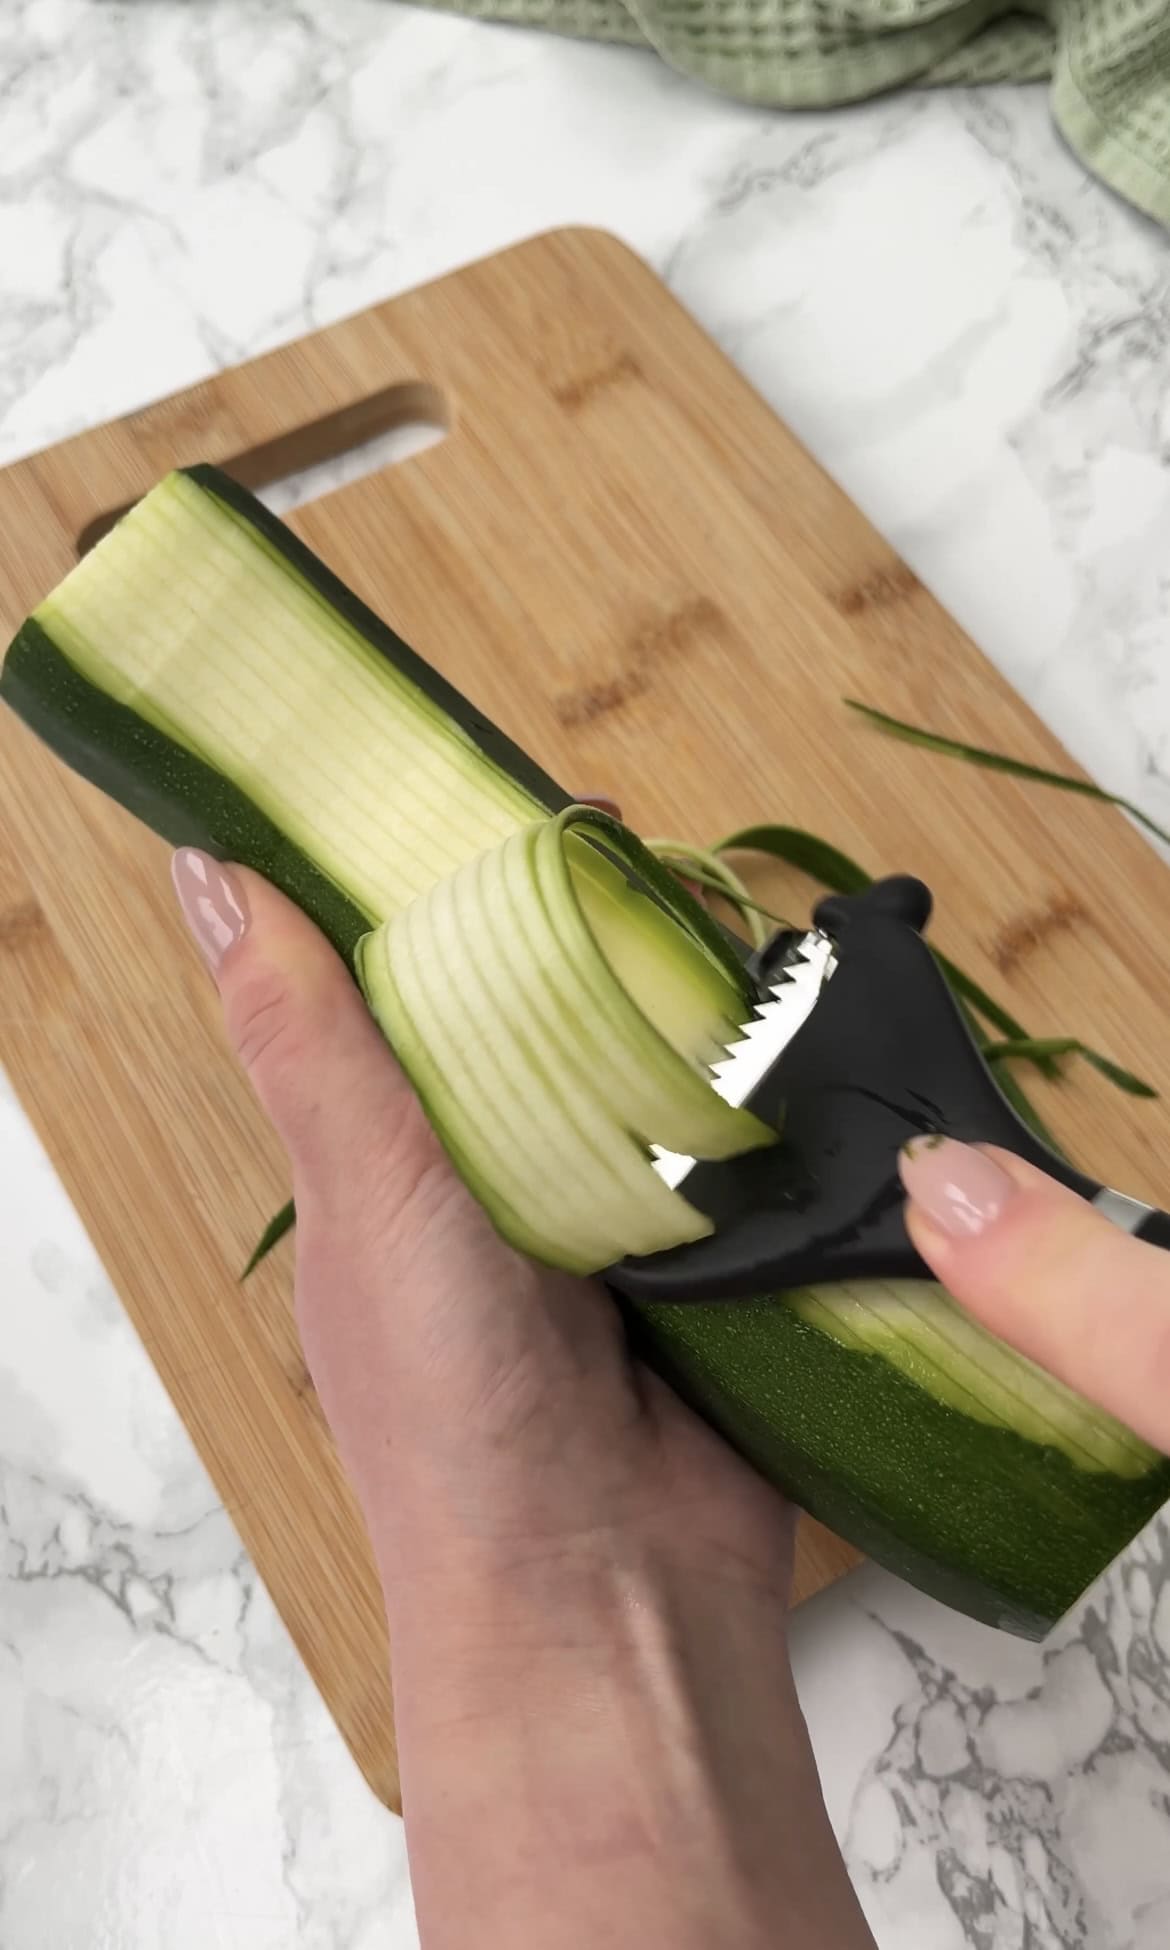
[171,849,249,974]
[576,794,622,820]
[899,1136,1016,1239]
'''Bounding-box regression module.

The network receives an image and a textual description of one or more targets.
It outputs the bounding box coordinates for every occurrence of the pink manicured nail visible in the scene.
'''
[171,849,249,974]
[899,1136,1016,1239]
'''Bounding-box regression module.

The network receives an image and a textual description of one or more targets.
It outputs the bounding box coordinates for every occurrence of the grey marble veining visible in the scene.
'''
[3,3,1170,1945]
[794,1528,1170,1948]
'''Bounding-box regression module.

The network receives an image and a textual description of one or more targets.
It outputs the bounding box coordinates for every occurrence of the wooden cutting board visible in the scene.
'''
[3,228,1169,1812]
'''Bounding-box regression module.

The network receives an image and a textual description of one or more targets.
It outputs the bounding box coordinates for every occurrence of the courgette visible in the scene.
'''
[6,464,1167,1637]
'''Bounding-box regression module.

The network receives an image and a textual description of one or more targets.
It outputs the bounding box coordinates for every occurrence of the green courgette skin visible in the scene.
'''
[2,615,373,960]
[5,464,1166,1636]
[630,1296,1170,1636]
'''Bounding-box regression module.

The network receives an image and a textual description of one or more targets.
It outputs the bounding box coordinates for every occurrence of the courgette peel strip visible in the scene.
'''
[5,463,1168,1640]
[356,806,776,1272]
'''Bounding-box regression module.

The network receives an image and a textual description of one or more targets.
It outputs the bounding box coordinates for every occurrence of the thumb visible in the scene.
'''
[900,1138,1170,1454]
[170,848,436,1225]
[169,848,632,1529]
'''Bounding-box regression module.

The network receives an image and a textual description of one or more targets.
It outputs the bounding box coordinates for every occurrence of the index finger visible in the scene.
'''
[901,1142,1170,1455]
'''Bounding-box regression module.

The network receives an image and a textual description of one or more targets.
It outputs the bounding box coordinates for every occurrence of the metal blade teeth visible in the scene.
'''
[650,934,835,1190]
[709,1002,797,1094]
[709,933,836,1106]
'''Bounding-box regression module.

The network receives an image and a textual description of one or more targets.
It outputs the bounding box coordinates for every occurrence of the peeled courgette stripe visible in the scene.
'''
[68,490,532,905]
[795,1283,1147,1475]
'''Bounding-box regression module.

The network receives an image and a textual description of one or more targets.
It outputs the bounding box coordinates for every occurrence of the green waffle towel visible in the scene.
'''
[420,0,1170,226]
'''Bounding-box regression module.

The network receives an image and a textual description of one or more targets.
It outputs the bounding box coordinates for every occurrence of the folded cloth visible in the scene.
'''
[415,0,1170,227]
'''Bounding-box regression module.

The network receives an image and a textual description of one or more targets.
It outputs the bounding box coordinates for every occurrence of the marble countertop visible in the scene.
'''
[4,4,1170,1946]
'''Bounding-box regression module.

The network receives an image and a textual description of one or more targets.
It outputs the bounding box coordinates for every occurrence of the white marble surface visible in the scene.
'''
[3,4,1170,1945]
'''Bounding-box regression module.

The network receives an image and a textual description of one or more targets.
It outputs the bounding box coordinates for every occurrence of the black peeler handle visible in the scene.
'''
[611,877,1170,1304]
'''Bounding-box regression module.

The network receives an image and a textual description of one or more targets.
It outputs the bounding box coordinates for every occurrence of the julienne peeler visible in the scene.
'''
[609,875,1170,1306]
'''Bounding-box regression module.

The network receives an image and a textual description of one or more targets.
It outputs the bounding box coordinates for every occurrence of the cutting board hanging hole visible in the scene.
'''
[74,378,450,557]
[260,385,449,517]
